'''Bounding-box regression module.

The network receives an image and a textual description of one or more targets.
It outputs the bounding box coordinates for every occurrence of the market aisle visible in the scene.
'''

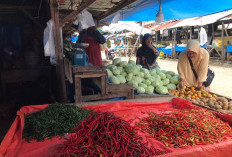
[157,59,232,99]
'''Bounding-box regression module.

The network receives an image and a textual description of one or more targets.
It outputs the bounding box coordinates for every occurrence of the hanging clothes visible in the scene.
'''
[200,27,208,46]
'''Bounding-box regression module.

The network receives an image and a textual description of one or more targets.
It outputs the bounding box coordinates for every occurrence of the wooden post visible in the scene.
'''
[50,0,67,102]
[172,28,176,58]
[212,23,215,41]
[221,22,225,61]
[198,26,200,41]
[190,26,192,40]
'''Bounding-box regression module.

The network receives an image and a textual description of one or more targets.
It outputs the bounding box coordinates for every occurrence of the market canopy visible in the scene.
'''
[104,0,232,22]
[102,21,151,35]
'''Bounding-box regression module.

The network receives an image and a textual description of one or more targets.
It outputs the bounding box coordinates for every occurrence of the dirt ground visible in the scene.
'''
[118,57,232,99]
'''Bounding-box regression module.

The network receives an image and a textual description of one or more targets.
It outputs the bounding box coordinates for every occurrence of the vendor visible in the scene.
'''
[136,33,159,69]
[177,40,209,89]
[77,17,106,66]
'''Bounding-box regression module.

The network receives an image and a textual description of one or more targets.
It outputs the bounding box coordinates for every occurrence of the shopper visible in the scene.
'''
[77,17,106,66]
[177,40,210,89]
[136,33,159,69]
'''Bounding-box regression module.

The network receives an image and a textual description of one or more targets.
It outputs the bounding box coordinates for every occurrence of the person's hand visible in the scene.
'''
[179,79,185,89]
[197,82,203,88]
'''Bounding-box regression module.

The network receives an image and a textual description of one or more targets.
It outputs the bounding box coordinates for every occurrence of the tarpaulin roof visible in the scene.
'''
[169,9,232,28]
[105,0,232,22]
[150,19,184,31]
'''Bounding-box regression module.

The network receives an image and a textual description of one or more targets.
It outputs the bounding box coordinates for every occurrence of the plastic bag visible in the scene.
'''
[43,20,58,65]
[77,9,95,30]
[111,12,120,24]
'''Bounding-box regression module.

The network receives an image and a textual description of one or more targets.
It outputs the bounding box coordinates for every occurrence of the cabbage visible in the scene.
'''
[162,78,170,86]
[166,74,172,79]
[126,73,134,82]
[161,70,167,74]
[148,77,155,83]
[141,68,149,74]
[117,67,124,74]
[133,76,143,83]
[116,75,126,84]
[136,65,143,70]
[106,69,113,77]
[128,60,136,65]
[157,72,166,80]
[125,64,138,75]
[137,87,145,94]
[154,75,161,81]
[137,72,145,78]
[149,69,157,76]
[156,85,168,94]
[144,73,151,79]
[145,86,154,94]
[154,67,161,72]
[113,58,121,65]
[122,72,127,77]
[112,69,120,75]
[120,61,127,67]
[151,80,161,88]
[167,84,177,90]
[109,76,120,84]
[106,64,113,69]
[167,71,176,76]
[128,80,138,87]
[142,79,151,86]
[138,83,147,88]
[170,75,179,85]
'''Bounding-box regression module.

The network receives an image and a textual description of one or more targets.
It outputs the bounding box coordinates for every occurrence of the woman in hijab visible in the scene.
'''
[136,34,159,69]
[177,40,209,89]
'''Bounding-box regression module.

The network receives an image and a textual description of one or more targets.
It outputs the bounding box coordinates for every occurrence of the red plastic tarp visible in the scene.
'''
[1,98,232,157]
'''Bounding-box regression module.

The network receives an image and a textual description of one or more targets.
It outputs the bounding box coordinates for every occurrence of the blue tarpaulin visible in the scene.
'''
[227,45,232,53]
[105,0,232,22]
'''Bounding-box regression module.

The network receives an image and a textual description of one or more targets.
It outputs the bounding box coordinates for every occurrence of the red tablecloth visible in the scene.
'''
[1,98,232,157]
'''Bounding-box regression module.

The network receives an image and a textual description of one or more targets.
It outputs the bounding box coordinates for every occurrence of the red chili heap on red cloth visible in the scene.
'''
[53,112,169,157]
[136,109,232,148]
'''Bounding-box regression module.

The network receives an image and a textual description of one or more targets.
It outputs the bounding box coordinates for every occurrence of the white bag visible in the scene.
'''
[77,9,95,30]
[43,20,58,65]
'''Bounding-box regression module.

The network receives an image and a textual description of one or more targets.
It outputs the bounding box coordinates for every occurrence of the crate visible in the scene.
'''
[72,66,105,74]
[73,68,134,103]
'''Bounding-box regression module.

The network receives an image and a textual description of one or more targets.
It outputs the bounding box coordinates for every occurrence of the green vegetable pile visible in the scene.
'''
[23,103,92,141]
[106,58,180,95]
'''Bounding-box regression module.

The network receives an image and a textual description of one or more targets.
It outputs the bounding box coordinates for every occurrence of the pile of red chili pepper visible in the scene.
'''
[136,109,232,148]
[53,111,168,157]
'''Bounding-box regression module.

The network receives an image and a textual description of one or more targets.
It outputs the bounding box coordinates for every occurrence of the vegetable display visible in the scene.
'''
[23,103,92,141]
[169,87,232,112]
[106,58,179,95]
[54,112,167,157]
[136,109,232,148]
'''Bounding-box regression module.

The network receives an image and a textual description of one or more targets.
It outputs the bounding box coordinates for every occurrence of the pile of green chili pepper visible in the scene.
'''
[53,112,169,157]
[23,103,92,141]
[136,109,232,148]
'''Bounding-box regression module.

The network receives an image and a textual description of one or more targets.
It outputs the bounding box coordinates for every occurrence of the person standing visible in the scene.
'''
[77,18,106,66]
[177,40,209,89]
[136,33,159,69]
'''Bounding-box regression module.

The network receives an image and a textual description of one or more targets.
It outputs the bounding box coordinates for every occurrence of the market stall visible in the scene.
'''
[1,97,232,157]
